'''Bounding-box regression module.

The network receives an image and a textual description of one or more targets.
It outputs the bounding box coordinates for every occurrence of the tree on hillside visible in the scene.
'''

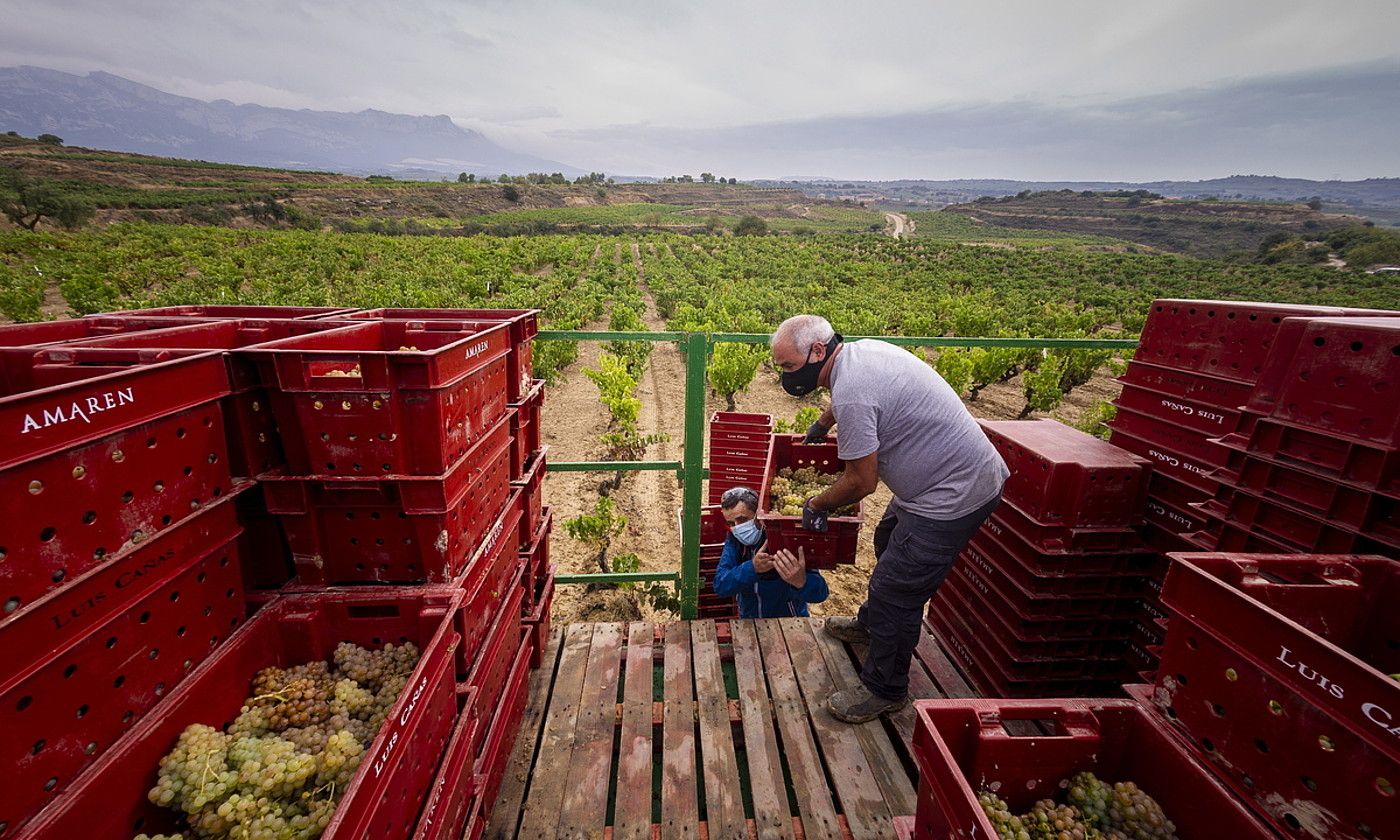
[734,215,767,236]
[700,172,715,183]
[457,172,476,183]
[0,170,94,230]
[36,134,63,146]
[728,177,737,185]
[502,184,521,202]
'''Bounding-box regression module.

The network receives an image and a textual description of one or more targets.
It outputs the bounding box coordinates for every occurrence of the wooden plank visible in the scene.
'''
[560,623,625,839]
[779,618,896,840]
[730,621,796,840]
[809,621,916,818]
[851,640,942,760]
[661,622,699,840]
[692,620,747,840]
[754,620,843,840]
[518,623,595,839]
[914,628,977,699]
[485,624,565,840]
[613,622,656,840]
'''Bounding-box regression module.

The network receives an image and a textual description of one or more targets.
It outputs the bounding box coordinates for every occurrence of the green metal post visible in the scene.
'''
[678,332,709,620]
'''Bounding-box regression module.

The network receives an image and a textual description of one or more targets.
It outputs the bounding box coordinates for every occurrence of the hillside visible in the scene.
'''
[934,191,1364,260]
[0,65,577,177]
[0,135,877,233]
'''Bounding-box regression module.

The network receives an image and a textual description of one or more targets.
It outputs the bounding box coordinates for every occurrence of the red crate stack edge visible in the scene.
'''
[2,306,546,839]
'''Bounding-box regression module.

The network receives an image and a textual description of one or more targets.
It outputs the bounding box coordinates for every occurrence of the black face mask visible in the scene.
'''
[780,334,841,397]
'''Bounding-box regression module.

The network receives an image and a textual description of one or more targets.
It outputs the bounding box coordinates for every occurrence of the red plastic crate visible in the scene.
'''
[2,399,236,613]
[909,698,1278,840]
[1226,453,1400,547]
[983,497,1144,555]
[1228,414,1400,497]
[262,413,513,585]
[103,304,358,320]
[1119,359,1257,412]
[411,686,483,840]
[330,308,539,402]
[524,566,555,669]
[54,319,353,477]
[1144,485,1213,536]
[24,586,466,840]
[508,380,544,479]
[465,565,526,694]
[975,516,1158,577]
[757,435,862,567]
[1147,552,1400,839]
[963,530,1149,598]
[0,491,250,835]
[454,495,525,676]
[1205,484,1398,556]
[472,632,532,824]
[1247,317,1400,447]
[923,610,1127,698]
[952,553,1144,619]
[1108,427,1219,494]
[933,572,1133,659]
[1191,517,1294,553]
[520,507,553,594]
[0,315,228,348]
[1135,298,1352,383]
[233,483,294,592]
[980,419,1152,528]
[708,436,770,462]
[512,446,547,545]
[709,411,773,445]
[1114,379,1243,439]
[1108,404,1230,469]
[246,320,512,475]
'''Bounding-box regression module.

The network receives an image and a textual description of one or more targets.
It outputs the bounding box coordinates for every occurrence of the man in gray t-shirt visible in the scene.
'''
[771,314,1008,723]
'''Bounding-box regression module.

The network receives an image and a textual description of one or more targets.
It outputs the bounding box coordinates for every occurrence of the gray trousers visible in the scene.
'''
[856,494,1001,700]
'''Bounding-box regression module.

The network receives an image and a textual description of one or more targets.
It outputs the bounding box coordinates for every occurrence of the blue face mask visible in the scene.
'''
[731,519,762,546]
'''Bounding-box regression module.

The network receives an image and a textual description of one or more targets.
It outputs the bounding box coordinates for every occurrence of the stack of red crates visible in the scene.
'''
[927,419,1163,698]
[1133,552,1399,839]
[1107,299,1388,553]
[3,305,546,840]
[699,412,772,618]
[1190,316,1400,558]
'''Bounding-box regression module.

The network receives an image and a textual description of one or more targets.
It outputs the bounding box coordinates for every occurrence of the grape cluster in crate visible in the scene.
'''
[0,305,549,840]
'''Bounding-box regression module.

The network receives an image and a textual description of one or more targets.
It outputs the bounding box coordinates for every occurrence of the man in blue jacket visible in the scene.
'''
[712,486,829,618]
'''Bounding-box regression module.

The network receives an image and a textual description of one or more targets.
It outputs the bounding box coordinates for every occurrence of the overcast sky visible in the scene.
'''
[2,0,1398,179]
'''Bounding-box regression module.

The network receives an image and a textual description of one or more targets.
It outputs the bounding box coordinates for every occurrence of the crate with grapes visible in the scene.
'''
[757,435,863,568]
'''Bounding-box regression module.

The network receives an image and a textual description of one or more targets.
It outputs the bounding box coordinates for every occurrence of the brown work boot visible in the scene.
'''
[823,616,871,645]
[827,685,910,723]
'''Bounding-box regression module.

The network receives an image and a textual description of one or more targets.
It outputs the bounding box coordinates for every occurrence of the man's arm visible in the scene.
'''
[819,407,835,428]
[810,451,878,511]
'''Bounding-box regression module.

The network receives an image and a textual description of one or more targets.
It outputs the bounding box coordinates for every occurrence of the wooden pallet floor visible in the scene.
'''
[484,618,981,840]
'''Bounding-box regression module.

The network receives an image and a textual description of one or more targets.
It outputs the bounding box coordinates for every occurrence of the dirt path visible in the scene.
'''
[885,212,912,239]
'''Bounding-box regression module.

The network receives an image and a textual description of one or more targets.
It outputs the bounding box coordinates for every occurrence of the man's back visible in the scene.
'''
[828,339,1008,519]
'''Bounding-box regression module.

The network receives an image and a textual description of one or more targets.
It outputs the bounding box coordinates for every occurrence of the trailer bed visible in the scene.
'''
[485,617,981,840]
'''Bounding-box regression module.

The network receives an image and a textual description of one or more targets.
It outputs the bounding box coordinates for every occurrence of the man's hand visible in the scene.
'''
[752,551,775,574]
[801,499,830,533]
[773,548,807,588]
[803,420,831,444]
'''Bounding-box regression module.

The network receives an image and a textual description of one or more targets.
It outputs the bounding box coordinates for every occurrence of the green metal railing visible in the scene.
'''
[538,330,1139,619]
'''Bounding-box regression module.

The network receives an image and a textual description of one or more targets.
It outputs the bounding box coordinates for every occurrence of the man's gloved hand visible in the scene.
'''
[803,420,831,444]
[801,499,830,533]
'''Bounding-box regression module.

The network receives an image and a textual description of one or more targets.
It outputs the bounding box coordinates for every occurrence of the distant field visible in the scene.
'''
[907,211,1134,247]
[445,201,885,233]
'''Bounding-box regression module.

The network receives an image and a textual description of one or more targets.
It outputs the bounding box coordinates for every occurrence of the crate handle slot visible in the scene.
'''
[977,706,1101,740]
[346,603,404,619]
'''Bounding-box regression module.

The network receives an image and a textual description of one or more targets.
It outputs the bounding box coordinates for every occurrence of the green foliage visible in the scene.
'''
[587,352,642,429]
[502,185,520,202]
[563,496,628,572]
[1071,400,1118,439]
[773,406,823,435]
[934,348,974,397]
[0,169,96,230]
[1022,352,1069,416]
[0,262,46,321]
[708,343,767,409]
[610,553,681,615]
[734,215,768,236]
[36,133,63,146]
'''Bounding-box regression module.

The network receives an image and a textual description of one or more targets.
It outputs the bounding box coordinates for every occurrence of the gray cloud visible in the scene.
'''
[0,0,1397,178]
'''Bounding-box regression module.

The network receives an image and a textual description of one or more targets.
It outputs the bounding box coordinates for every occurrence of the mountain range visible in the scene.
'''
[0,65,579,177]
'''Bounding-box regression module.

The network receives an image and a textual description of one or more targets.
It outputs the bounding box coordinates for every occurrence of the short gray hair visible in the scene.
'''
[772,314,835,355]
[720,486,759,512]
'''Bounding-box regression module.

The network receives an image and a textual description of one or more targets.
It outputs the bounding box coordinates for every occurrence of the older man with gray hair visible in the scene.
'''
[770,314,1008,723]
